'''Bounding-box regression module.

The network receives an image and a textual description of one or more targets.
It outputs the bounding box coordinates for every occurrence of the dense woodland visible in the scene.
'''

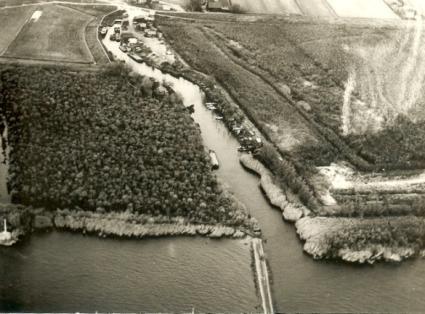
[0,64,251,228]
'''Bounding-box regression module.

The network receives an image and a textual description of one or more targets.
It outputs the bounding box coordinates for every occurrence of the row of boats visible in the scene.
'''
[204,101,263,171]
[205,102,263,153]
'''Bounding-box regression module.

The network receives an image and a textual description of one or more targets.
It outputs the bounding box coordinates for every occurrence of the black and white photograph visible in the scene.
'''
[1,0,425,312]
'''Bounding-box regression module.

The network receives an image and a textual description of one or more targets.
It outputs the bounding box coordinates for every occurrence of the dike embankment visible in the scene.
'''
[239,154,308,222]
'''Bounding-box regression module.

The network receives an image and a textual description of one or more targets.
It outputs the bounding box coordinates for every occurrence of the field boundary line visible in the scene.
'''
[84,16,97,64]
[0,6,36,56]
[0,55,94,64]
[293,0,304,15]
[321,0,337,18]
[0,57,102,71]
[55,2,95,16]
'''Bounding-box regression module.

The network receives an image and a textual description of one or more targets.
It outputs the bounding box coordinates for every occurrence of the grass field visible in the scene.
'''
[327,0,398,19]
[230,0,301,14]
[58,3,117,64]
[159,13,425,172]
[203,17,425,169]
[159,19,325,153]
[0,6,35,54]
[4,4,94,63]
[295,0,336,17]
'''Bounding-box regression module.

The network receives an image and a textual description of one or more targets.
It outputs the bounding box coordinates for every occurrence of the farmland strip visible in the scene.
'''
[56,4,95,64]
[0,6,36,55]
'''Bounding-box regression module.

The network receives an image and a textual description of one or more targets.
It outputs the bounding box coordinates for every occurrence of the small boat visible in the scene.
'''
[215,116,223,120]
[238,146,250,152]
[232,126,243,135]
[205,102,217,110]
[0,219,14,246]
[99,26,108,37]
[209,149,219,170]
[253,225,261,236]
[128,52,143,63]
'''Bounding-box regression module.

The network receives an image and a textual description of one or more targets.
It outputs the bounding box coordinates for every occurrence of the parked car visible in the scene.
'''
[128,52,143,63]
[100,26,108,36]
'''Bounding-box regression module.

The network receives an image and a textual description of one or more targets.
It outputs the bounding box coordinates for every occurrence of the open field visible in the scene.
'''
[295,0,336,17]
[1,3,115,64]
[327,0,398,19]
[0,64,253,230]
[209,0,401,19]
[58,2,115,16]
[0,6,35,54]
[58,3,117,64]
[406,0,425,15]
[161,14,425,171]
[158,18,332,157]
[4,4,94,62]
[230,0,300,15]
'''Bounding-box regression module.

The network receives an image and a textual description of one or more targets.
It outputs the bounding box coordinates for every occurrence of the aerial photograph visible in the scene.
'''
[1,0,425,312]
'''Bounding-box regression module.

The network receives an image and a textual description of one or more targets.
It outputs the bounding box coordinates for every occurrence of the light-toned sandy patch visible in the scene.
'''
[30,10,42,22]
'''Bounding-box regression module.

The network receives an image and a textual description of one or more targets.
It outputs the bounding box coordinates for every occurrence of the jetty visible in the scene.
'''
[252,238,274,314]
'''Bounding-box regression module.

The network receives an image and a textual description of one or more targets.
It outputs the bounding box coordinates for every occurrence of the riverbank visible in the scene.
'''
[238,154,425,264]
[239,154,308,222]
[0,205,255,246]
[296,216,425,263]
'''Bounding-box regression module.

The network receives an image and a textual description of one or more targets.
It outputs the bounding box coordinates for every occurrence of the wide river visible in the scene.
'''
[2,30,425,313]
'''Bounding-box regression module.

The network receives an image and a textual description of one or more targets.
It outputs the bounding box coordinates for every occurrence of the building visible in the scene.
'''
[207,0,231,12]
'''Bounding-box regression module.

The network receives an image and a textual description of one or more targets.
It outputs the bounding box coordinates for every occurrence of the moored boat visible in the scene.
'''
[209,149,219,170]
